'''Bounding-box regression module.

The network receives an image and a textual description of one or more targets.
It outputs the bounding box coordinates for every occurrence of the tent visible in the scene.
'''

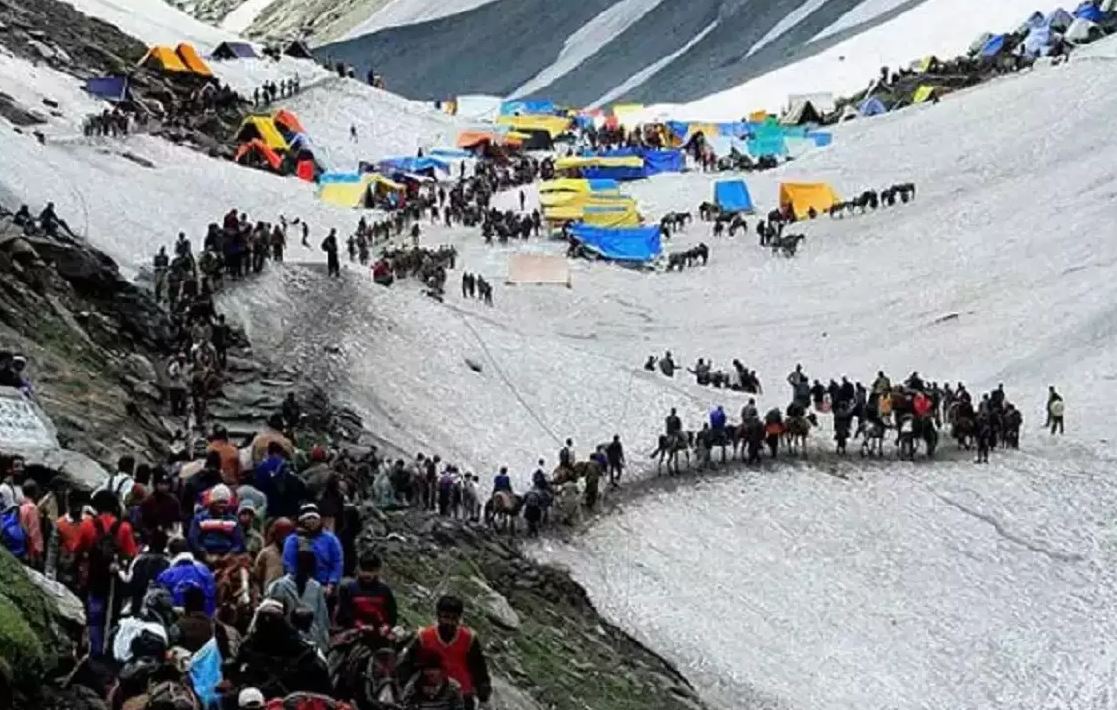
[138,46,189,73]
[781,99,822,126]
[1044,7,1075,30]
[912,85,938,104]
[457,131,496,149]
[272,109,305,135]
[235,116,288,150]
[713,180,755,214]
[318,174,403,208]
[980,34,1008,57]
[506,254,571,286]
[518,129,554,151]
[284,40,314,59]
[748,110,769,122]
[858,96,888,116]
[376,156,450,176]
[85,76,129,102]
[500,99,557,116]
[211,41,259,59]
[1024,25,1058,57]
[748,119,788,157]
[234,139,282,172]
[175,43,213,76]
[1066,17,1104,42]
[540,191,632,209]
[778,182,840,219]
[540,178,620,195]
[1075,1,1105,21]
[912,55,941,72]
[568,224,660,262]
[611,103,645,127]
[788,92,835,113]
[495,114,572,137]
[555,155,643,171]
[969,31,995,55]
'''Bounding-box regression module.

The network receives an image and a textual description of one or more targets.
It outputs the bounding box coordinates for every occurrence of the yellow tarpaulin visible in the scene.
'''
[495,114,572,137]
[540,178,621,194]
[236,115,288,151]
[913,85,937,104]
[778,182,841,219]
[319,175,403,208]
[540,192,632,209]
[544,200,640,226]
[554,155,643,170]
[139,46,189,73]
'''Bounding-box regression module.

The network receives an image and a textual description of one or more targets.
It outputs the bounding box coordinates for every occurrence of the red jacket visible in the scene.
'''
[418,625,476,696]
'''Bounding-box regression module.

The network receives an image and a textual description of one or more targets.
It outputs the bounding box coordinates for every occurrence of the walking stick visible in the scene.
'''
[102,571,116,657]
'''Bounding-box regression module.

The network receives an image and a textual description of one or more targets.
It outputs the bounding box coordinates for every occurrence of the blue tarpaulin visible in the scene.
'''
[85,76,128,102]
[430,147,471,159]
[569,224,661,262]
[981,34,1008,57]
[598,148,684,176]
[807,131,833,147]
[319,172,361,183]
[716,122,755,138]
[713,180,755,213]
[667,121,690,140]
[588,178,620,192]
[500,99,556,116]
[1075,1,1104,21]
[376,156,450,174]
[582,165,647,181]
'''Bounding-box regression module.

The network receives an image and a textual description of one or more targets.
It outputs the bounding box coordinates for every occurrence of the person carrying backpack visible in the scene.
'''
[75,490,138,656]
[1,503,28,561]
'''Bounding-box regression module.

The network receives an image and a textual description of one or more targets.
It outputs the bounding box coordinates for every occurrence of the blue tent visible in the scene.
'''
[319,172,362,183]
[376,156,450,174]
[582,164,646,181]
[713,180,755,214]
[1075,1,1104,21]
[429,148,471,159]
[1024,25,1057,56]
[643,150,684,175]
[716,122,755,138]
[1044,7,1075,29]
[858,96,887,116]
[212,41,259,59]
[85,76,128,102]
[980,34,1008,57]
[500,99,556,116]
[569,224,661,262]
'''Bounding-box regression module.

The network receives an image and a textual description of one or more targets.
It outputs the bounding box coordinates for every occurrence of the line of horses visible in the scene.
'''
[829,182,917,218]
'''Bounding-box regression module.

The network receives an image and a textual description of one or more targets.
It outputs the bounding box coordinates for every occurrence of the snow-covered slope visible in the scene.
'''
[316,0,1043,108]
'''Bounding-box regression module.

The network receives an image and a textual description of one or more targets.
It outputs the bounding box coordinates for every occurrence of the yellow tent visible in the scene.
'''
[319,175,404,208]
[913,85,938,104]
[139,46,189,73]
[540,178,622,195]
[748,110,769,122]
[778,182,840,219]
[543,197,640,226]
[235,115,288,151]
[495,114,572,137]
[175,43,214,76]
[541,192,632,209]
[554,155,643,170]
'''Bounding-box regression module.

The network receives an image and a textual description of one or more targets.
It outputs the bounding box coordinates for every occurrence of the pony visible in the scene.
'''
[857,418,887,458]
[484,491,522,536]
[650,431,693,474]
[211,553,259,634]
[785,413,817,456]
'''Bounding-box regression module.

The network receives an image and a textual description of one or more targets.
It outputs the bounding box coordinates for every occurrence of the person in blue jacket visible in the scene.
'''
[155,537,217,616]
[283,503,343,594]
[187,483,245,560]
[710,405,727,432]
[255,442,307,520]
[492,466,512,495]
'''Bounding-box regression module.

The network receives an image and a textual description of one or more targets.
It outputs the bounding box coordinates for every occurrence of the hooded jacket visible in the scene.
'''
[155,553,217,615]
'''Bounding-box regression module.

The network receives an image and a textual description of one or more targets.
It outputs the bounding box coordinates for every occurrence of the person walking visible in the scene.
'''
[1047,386,1065,435]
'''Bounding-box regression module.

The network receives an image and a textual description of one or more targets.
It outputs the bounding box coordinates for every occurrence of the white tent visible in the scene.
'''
[1066,17,1103,44]
[786,92,835,114]
[507,254,571,286]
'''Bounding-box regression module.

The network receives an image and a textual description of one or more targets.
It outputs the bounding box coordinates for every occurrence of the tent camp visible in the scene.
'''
[318,174,404,209]
[779,182,840,219]
[284,41,314,59]
[1066,17,1104,42]
[781,100,823,126]
[713,180,755,214]
[568,224,660,262]
[506,254,571,286]
[139,46,189,73]
[85,76,129,102]
[273,109,306,135]
[858,96,888,116]
[234,140,283,172]
[175,43,213,76]
[235,115,288,151]
[212,41,259,60]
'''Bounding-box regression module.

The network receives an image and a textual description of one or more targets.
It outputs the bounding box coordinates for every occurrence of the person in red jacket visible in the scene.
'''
[411,595,491,710]
[74,490,139,656]
[335,551,397,633]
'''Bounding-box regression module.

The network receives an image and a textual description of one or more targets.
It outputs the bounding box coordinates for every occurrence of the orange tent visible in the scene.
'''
[139,46,189,73]
[174,43,213,77]
[457,130,494,149]
[273,109,305,135]
[234,139,282,171]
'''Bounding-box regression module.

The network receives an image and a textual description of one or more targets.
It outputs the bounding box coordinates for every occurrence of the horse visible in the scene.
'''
[829,202,851,219]
[897,415,938,460]
[328,628,398,708]
[728,215,747,237]
[211,553,259,634]
[709,425,738,463]
[771,233,805,257]
[851,190,879,213]
[650,431,693,474]
[666,252,689,271]
[947,403,975,449]
[857,418,887,458]
[785,413,817,456]
[484,491,523,536]
[712,219,726,237]
[698,202,719,221]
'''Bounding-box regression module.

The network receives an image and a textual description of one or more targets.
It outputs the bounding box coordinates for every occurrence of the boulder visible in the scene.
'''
[469,575,521,630]
[0,549,79,689]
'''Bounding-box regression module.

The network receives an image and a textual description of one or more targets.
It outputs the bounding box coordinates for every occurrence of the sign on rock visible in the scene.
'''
[0,387,57,450]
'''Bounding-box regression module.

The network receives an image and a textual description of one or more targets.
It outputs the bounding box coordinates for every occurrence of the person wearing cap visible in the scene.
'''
[336,551,398,633]
[238,687,265,710]
[402,649,465,710]
[254,517,295,589]
[238,501,265,556]
[282,503,343,594]
[266,548,330,652]
[207,426,241,486]
[232,598,332,698]
[406,595,491,710]
[155,537,217,616]
[187,483,245,559]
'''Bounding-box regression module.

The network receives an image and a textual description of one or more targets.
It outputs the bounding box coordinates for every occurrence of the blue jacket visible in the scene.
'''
[155,555,217,616]
[283,529,343,586]
[493,474,512,494]
[187,510,245,556]
[255,460,307,520]
[710,408,727,429]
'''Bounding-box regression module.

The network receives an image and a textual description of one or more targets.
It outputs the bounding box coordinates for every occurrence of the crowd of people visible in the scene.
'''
[251,76,301,108]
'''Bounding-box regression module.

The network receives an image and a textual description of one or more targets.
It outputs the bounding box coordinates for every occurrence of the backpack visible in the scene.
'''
[1,508,27,558]
[87,517,123,590]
